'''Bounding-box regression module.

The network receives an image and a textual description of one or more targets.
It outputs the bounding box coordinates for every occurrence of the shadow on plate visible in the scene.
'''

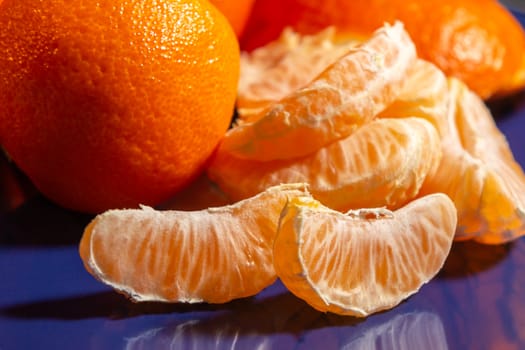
[486,90,525,119]
[438,240,515,279]
[0,194,92,246]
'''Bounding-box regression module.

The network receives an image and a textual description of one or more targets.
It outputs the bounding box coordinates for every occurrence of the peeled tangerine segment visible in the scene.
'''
[220,21,417,161]
[273,193,457,317]
[208,117,441,212]
[79,183,310,304]
[236,26,362,120]
[420,77,525,243]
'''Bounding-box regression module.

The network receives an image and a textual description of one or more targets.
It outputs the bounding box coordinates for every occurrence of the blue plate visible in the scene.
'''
[2,8,525,350]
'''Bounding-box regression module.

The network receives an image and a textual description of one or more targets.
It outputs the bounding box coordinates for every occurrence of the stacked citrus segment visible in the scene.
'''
[419,78,525,244]
[209,117,441,212]
[79,183,309,304]
[379,58,525,243]
[221,22,417,161]
[377,59,449,131]
[208,21,525,244]
[237,27,361,121]
[274,193,457,317]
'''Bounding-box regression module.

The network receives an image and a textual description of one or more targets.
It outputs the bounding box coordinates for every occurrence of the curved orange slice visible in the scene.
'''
[273,193,457,317]
[208,117,441,212]
[79,183,310,303]
[237,27,361,122]
[221,21,417,161]
[377,59,449,135]
[420,78,525,243]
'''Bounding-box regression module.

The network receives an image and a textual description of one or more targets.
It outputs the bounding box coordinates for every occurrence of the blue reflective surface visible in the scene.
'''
[2,9,525,350]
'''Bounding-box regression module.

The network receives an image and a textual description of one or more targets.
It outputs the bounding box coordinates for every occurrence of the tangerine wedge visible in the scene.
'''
[208,117,441,212]
[377,59,449,135]
[220,21,417,161]
[376,58,525,244]
[237,27,361,122]
[420,78,525,244]
[273,193,457,317]
[79,183,310,303]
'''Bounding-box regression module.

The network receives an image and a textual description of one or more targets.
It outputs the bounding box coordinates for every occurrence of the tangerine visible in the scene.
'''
[0,0,240,213]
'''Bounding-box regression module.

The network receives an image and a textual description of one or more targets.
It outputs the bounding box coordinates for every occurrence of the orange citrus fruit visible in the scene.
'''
[0,0,240,213]
[208,117,441,212]
[210,0,256,37]
[79,183,310,303]
[273,193,457,317]
[224,22,417,161]
[241,0,525,99]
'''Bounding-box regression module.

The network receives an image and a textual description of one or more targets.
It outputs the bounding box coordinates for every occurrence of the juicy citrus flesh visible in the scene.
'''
[240,0,525,99]
[273,193,457,317]
[0,0,239,213]
[79,183,310,304]
[212,20,525,244]
[236,27,362,121]
[419,78,525,244]
[380,58,525,243]
[220,21,417,161]
[209,117,441,212]
[377,59,449,133]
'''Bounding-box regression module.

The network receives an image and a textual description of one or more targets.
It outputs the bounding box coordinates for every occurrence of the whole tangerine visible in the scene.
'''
[0,0,240,213]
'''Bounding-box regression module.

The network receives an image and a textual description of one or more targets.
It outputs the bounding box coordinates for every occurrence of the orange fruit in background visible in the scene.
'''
[241,0,525,99]
[208,117,442,212]
[226,22,417,161]
[274,193,457,316]
[210,0,255,37]
[79,183,310,303]
[0,0,240,213]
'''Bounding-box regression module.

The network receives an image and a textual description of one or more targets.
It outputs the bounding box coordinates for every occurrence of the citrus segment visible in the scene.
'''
[208,117,441,212]
[237,27,361,122]
[420,78,525,243]
[377,59,449,136]
[79,183,310,303]
[220,22,417,161]
[273,193,457,317]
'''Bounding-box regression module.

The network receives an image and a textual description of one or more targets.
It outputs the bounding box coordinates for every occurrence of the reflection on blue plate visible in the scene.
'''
[124,310,447,350]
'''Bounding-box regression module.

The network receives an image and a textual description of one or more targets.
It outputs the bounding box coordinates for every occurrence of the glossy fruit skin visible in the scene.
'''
[0,0,240,213]
[241,0,525,99]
